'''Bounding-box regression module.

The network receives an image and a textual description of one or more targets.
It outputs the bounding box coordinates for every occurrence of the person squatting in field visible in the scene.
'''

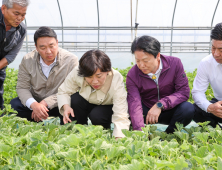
[126,35,195,133]
[192,22,222,128]
[57,50,131,139]
[10,26,78,124]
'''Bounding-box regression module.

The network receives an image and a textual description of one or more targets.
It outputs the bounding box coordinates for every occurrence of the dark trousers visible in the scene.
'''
[142,102,195,133]
[193,98,222,128]
[70,92,113,129]
[0,69,6,109]
[10,97,64,125]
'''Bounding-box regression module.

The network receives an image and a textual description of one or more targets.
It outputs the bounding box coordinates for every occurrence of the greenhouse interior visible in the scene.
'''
[1,0,222,169]
[3,0,221,71]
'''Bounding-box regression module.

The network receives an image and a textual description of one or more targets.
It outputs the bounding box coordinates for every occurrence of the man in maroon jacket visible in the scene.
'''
[126,35,194,133]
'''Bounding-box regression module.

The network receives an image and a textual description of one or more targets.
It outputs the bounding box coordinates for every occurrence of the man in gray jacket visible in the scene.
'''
[10,26,79,124]
[0,0,29,109]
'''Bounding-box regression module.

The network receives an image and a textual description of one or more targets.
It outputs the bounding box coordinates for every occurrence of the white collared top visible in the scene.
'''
[26,56,57,109]
[148,58,163,84]
[192,54,222,112]
[39,56,57,78]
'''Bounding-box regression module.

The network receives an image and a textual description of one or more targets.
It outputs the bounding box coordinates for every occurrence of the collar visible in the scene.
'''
[83,70,113,94]
[40,56,57,67]
[148,58,162,76]
[212,54,222,67]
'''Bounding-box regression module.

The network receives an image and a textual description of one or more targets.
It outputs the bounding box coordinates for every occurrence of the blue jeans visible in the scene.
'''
[10,97,64,125]
[142,102,195,133]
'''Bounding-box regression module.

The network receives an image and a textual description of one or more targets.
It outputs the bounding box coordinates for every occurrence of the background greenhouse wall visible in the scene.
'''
[1,0,221,71]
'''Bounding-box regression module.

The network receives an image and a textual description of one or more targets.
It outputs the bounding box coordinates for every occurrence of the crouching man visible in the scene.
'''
[192,23,222,128]
[126,35,194,133]
[10,26,78,124]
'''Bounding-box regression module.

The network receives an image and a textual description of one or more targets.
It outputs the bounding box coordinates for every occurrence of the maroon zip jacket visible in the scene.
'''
[126,54,190,131]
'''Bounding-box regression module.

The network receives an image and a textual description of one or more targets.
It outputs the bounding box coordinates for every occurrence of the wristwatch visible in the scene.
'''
[156,102,164,110]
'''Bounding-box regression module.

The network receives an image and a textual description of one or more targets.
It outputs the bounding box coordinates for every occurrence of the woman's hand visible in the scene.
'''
[63,104,75,124]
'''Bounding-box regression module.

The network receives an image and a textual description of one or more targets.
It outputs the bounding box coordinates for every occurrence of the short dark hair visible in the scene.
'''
[211,22,222,41]
[131,35,161,58]
[78,50,112,77]
[34,26,57,45]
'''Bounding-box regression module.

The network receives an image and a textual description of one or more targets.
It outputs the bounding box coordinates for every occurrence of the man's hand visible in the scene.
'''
[63,104,75,124]
[146,104,161,124]
[40,100,48,108]
[31,111,42,122]
[30,102,49,121]
[0,58,8,70]
[207,101,222,118]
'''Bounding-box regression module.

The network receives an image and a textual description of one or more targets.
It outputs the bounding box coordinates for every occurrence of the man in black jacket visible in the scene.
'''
[0,0,29,109]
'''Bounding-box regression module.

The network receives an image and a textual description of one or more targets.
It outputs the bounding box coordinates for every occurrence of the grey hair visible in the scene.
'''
[2,0,30,8]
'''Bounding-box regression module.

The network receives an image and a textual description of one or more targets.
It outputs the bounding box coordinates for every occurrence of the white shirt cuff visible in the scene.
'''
[202,100,212,113]
[26,98,37,110]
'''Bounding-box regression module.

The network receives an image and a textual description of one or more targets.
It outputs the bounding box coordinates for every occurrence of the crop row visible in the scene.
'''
[0,67,218,169]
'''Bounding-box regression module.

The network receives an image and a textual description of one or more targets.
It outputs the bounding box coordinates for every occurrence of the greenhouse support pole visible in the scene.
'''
[96,0,100,49]
[24,19,28,53]
[135,0,139,38]
[170,0,177,56]
[131,0,133,42]
[57,0,64,48]
[209,0,220,54]
[131,0,134,64]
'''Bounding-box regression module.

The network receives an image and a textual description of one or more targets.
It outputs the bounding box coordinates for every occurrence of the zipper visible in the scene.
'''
[0,27,19,52]
[139,67,170,101]
[156,82,160,101]
[139,74,160,100]
[39,64,47,80]
[48,63,58,77]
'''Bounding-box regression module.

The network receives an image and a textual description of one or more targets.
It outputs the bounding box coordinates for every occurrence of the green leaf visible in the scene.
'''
[51,143,61,153]
[122,129,133,137]
[144,156,156,169]
[0,144,11,152]
[15,156,24,166]
[175,156,188,170]
[175,122,184,131]
[91,160,102,170]
[37,143,48,155]
[119,159,145,170]
[73,162,85,170]
[58,134,81,146]
[213,144,222,158]
[100,141,113,149]
[65,160,74,170]
[196,146,208,158]
[156,160,174,169]
[56,150,79,160]
[107,146,125,161]
[174,132,189,141]
[193,132,209,143]
[193,156,205,165]
[180,142,189,150]
[218,157,222,170]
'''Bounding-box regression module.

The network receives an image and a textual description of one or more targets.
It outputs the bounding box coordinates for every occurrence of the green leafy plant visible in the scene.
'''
[0,116,221,169]
[0,67,217,169]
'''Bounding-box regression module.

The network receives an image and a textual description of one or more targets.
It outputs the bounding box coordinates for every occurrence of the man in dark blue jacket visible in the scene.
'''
[0,0,29,109]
